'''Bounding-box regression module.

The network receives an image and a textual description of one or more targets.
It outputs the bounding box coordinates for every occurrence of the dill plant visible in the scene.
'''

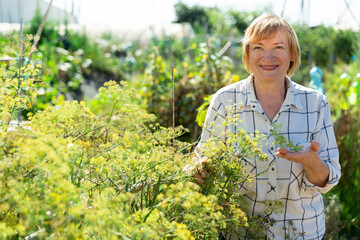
[183,104,305,239]
[0,35,302,239]
[184,103,272,238]
[0,35,43,128]
[0,46,224,237]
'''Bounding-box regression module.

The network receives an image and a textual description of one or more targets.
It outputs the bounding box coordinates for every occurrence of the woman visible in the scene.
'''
[196,14,340,239]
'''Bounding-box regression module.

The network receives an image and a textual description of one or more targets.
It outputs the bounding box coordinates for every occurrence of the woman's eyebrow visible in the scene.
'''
[252,40,286,45]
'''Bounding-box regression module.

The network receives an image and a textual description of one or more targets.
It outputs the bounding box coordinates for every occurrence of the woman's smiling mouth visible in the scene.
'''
[260,65,279,71]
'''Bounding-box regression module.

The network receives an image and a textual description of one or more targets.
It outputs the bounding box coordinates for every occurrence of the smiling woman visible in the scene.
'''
[194,14,340,239]
[241,14,301,122]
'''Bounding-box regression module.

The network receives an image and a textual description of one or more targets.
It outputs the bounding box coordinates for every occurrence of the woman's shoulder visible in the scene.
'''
[290,79,328,106]
[291,79,325,96]
[214,78,249,98]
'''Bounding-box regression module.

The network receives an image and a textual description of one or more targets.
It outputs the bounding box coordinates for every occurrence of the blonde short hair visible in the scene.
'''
[242,14,301,77]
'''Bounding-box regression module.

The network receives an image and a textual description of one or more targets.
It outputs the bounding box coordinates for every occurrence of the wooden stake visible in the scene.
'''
[28,0,54,64]
[172,64,175,130]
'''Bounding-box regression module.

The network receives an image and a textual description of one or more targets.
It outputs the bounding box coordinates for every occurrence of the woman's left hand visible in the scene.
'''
[276,140,330,187]
[276,140,319,164]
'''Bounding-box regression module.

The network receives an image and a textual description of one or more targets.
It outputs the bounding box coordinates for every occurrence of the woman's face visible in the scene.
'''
[248,30,293,84]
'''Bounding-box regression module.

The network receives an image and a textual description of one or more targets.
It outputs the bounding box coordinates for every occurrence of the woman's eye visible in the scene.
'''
[253,46,261,50]
[275,46,284,49]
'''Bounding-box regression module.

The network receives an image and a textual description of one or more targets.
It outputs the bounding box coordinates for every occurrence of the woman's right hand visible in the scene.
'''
[182,158,206,184]
[194,166,206,184]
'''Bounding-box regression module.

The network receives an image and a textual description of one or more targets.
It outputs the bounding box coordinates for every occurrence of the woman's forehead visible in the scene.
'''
[251,30,288,43]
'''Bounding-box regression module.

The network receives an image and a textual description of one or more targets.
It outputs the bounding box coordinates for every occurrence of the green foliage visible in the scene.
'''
[294,25,358,68]
[187,104,308,238]
[174,2,265,36]
[174,2,211,34]
[0,35,44,126]
[334,30,358,64]
[295,25,336,67]
[19,11,127,113]
[137,36,244,141]
[184,104,273,238]
[324,106,360,239]
[0,78,210,238]
[321,57,360,239]
[325,58,360,114]
[0,40,277,238]
[229,11,261,34]
[25,7,61,46]
[195,94,212,127]
[270,123,303,152]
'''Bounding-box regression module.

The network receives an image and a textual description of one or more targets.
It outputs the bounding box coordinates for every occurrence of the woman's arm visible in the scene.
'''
[277,94,340,190]
[276,140,330,187]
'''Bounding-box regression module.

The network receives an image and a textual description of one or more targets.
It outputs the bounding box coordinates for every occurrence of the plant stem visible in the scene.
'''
[72,124,108,142]
[27,0,53,64]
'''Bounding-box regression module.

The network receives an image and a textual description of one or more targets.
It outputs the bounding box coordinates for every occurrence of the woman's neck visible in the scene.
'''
[252,76,288,101]
[252,76,288,122]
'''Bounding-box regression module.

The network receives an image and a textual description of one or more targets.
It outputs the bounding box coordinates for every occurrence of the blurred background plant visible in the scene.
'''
[322,56,360,239]
[0,34,43,128]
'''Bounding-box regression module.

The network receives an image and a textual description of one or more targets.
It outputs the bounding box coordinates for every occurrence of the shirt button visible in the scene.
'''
[271,168,275,171]
[252,105,255,109]
[271,147,275,150]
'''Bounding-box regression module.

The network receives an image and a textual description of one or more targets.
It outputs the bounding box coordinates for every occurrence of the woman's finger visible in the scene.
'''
[194,171,204,184]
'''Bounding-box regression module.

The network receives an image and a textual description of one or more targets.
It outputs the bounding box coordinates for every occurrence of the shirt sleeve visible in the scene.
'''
[302,95,341,193]
[195,92,228,155]
[183,92,228,172]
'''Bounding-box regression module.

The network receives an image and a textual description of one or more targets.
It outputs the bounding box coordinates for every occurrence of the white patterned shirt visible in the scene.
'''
[198,75,341,239]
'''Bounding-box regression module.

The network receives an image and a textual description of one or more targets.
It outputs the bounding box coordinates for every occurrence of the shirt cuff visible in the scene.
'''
[302,161,340,193]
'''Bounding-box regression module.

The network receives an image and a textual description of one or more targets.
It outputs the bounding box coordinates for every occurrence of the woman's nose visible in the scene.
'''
[262,49,274,59]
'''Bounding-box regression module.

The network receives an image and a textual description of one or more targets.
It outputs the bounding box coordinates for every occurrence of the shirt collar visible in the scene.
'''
[283,76,304,110]
[244,74,303,110]
[244,74,257,106]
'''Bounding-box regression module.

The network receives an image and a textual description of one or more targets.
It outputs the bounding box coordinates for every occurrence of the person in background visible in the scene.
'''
[195,14,341,239]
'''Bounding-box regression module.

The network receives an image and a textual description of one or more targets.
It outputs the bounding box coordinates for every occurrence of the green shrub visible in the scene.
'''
[323,59,360,239]
[0,37,287,239]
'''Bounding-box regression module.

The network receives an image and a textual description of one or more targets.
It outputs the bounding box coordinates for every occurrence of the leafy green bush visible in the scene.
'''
[0,35,43,124]
[174,3,212,34]
[20,11,127,112]
[174,2,263,36]
[136,35,249,142]
[294,25,358,68]
[0,81,276,239]
[322,59,360,239]
[0,37,279,238]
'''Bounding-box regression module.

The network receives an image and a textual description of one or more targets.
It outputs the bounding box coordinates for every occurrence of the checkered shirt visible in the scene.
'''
[198,75,341,239]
